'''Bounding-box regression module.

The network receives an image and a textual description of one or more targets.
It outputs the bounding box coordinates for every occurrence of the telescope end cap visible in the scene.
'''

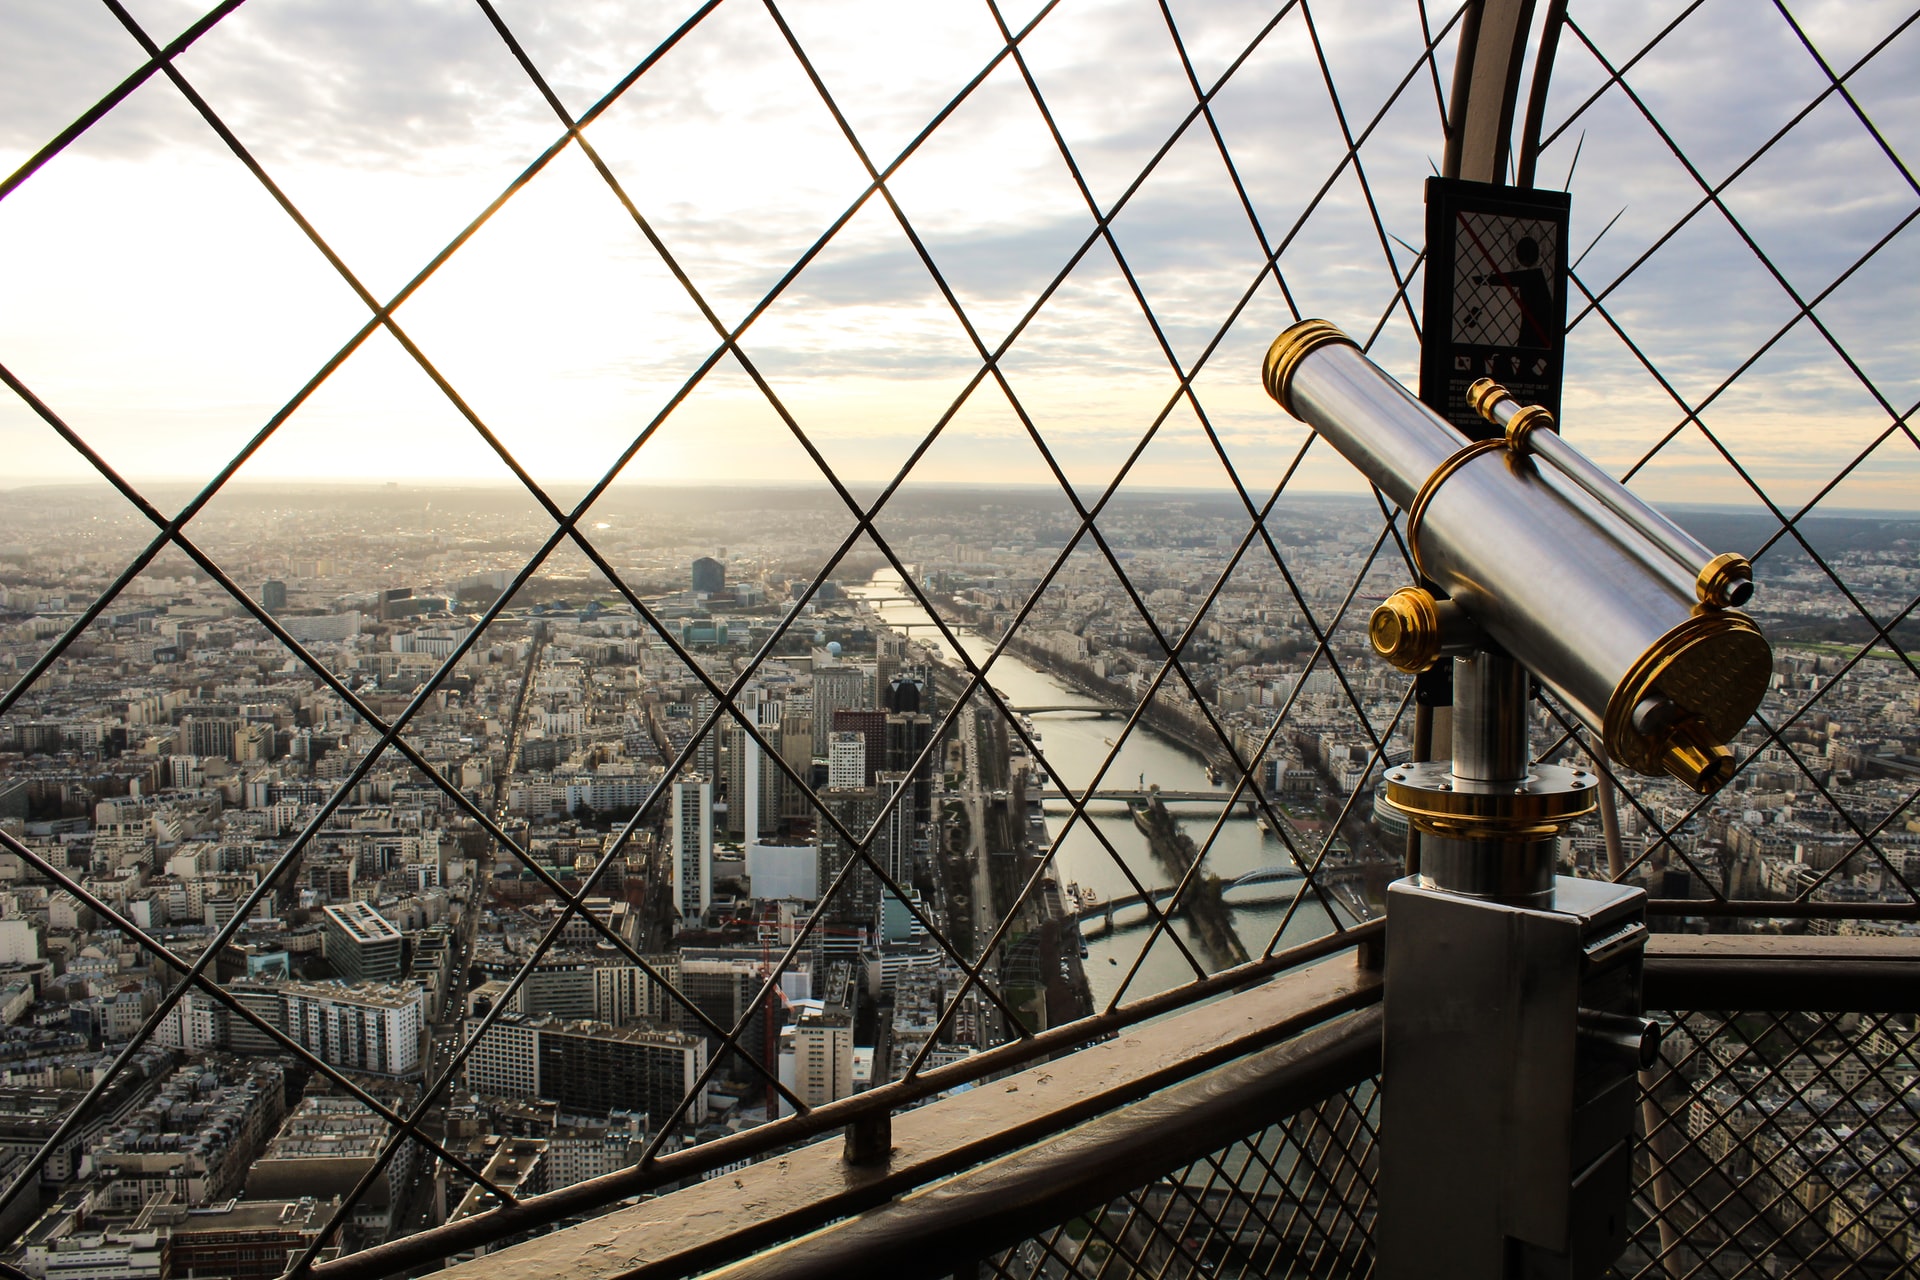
[1262,320,1356,418]
[1369,588,1443,673]
[1697,552,1755,610]
[1604,611,1771,784]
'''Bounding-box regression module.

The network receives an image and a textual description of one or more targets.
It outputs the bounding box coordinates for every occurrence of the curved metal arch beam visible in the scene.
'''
[1442,0,1540,183]
[1514,0,1570,187]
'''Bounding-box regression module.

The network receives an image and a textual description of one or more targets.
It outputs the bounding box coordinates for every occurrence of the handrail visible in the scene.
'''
[1643,934,1920,1012]
[314,922,1381,1280]
[712,1008,1383,1280]
[429,946,1382,1280]
[411,933,1919,1280]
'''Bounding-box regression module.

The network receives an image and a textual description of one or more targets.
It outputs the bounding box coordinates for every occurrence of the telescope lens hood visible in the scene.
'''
[1262,319,1357,417]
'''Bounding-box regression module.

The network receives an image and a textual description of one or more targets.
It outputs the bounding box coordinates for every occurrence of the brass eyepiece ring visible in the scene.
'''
[1262,320,1357,418]
[1404,439,1508,580]
[1466,378,1510,422]
[1696,551,1754,609]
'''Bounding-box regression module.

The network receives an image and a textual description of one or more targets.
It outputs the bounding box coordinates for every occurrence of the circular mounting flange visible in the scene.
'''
[1383,760,1597,841]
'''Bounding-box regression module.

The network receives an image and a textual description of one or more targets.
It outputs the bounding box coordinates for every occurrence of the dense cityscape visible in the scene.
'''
[0,481,1915,1275]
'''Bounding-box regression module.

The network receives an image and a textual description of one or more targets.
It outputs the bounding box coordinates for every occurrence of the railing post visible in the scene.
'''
[843,1111,892,1166]
[1357,923,1386,973]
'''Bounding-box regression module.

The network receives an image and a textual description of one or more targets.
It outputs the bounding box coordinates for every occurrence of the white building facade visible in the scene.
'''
[670,776,712,921]
[281,980,424,1077]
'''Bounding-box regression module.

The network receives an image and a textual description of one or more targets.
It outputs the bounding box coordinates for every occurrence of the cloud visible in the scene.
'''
[1541,0,1920,507]
[0,0,1913,503]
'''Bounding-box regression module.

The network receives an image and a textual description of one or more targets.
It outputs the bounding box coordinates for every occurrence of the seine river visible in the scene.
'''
[848,571,1337,1008]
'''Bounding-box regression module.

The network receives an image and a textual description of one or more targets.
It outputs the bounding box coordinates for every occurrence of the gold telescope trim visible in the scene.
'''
[1503,405,1556,451]
[1466,377,1556,449]
[1466,377,1508,421]
[1404,439,1507,580]
[1696,550,1755,609]
[1262,319,1357,417]
[1383,761,1596,840]
[1369,587,1444,673]
[1604,608,1770,792]
[1408,816,1573,842]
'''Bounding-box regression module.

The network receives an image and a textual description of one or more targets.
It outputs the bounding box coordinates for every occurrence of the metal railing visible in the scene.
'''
[396,934,1919,1279]
[460,934,1903,1280]
[0,0,1913,1275]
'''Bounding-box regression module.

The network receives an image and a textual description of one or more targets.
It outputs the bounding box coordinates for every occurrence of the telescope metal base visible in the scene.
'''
[1376,874,1648,1280]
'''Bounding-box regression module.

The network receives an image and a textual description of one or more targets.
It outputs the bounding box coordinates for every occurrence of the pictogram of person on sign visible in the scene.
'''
[1473,234,1556,349]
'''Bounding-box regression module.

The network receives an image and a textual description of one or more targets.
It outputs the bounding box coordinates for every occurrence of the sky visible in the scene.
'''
[0,0,1915,517]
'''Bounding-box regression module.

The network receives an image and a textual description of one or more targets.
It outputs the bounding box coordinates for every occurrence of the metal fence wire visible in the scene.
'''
[976,1082,1380,1280]
[963,1008,1920,1280]
[0,0,1914,1272]
[1619,1008,1920,1278]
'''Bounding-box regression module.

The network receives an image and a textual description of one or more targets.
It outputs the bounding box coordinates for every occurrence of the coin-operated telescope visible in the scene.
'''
[1263,320,1771,1279]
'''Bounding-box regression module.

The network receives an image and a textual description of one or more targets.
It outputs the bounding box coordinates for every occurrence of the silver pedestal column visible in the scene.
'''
[1375,646,1652,1280]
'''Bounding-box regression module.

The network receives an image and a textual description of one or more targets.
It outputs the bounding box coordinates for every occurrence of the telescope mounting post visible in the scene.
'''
[1376,637,1653,1280]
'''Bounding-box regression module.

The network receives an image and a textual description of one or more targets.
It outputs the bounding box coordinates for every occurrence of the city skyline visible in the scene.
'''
[1,1,1915,1273]
[0,477,1913,1272]
[0,408,1912,1274]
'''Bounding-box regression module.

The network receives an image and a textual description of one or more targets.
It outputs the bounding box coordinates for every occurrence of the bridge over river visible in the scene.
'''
[1033,784,1257,807]
[1071,865,1310,937]
[1011,703,1130,718]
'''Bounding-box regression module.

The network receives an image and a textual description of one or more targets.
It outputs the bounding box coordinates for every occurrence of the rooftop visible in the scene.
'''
[320,902,403,945]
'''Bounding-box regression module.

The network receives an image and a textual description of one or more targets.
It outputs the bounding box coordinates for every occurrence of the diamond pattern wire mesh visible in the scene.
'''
[961,1008,1920,1280]
[1524,0,1920,916]
[0,0,1913,1271]
[975,1082,1380,1280]
[1615,1008,1920,1278]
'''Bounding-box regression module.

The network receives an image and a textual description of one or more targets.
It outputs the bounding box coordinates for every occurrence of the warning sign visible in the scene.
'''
[1451,211,1559,348]
[1419,179,1570,441]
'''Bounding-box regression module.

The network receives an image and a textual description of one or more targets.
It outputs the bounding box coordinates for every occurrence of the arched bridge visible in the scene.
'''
[1010,703,1128,718]
[1228,865,1306,889]
[1033,785,1252,805]
[1071,867,1308,936]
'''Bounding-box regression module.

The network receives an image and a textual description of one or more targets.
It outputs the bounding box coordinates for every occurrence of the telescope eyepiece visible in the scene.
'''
[1697,551,1755,609]
[1658,718,1738,793]
[1629,695,1741,794]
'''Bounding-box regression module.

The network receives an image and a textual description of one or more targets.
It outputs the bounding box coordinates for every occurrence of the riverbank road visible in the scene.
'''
[956,704,1006,1045]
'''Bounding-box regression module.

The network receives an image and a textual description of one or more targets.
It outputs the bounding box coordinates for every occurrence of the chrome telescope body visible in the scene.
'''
[1263,320,1769,793]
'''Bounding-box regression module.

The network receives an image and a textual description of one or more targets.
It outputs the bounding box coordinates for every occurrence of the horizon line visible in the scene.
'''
[2,475,1917,519]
